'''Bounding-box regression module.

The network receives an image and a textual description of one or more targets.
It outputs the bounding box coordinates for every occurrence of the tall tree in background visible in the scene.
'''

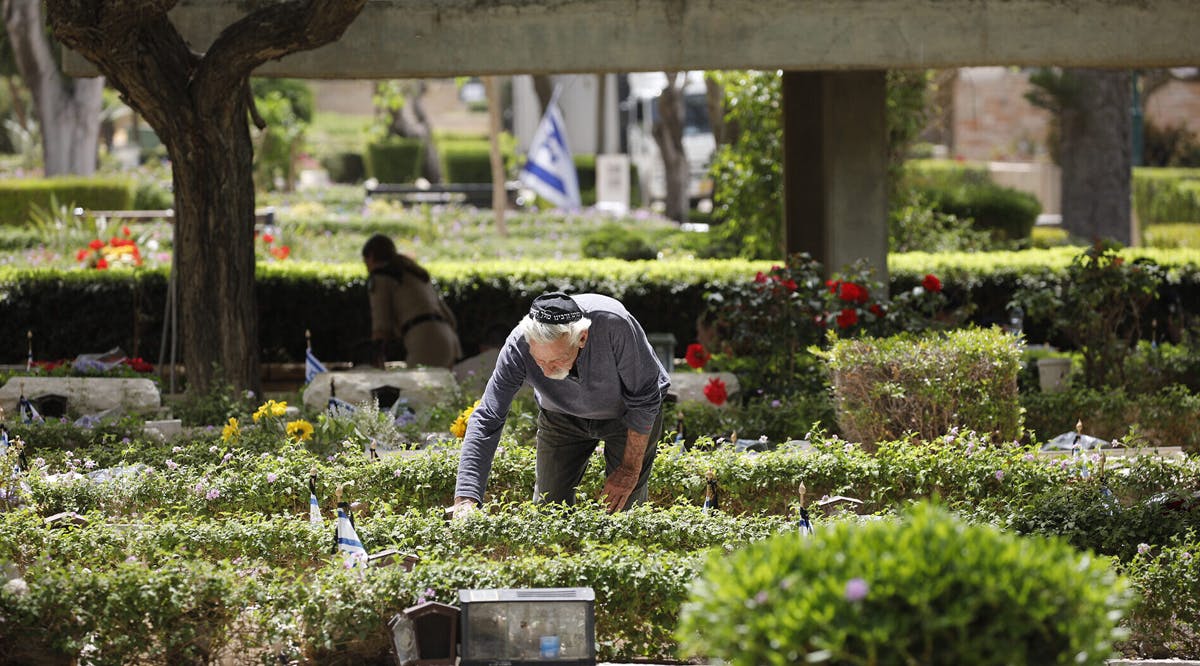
[652,71,688,222]
[48,0,367,395]
[1027,68,1132,245]
[376,79,442,183]
[3,0,101,175]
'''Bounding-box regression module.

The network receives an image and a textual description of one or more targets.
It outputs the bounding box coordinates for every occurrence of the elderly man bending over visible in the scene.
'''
[452,292,670,515]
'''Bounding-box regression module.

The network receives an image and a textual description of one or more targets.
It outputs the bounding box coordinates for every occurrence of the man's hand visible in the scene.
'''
[601,428,649,513]
[447,496,480,520]
[601,465,639,513]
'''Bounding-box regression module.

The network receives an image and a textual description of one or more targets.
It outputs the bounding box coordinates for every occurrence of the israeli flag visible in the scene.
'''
[798,506,814,537]
[309,477,323,525]
[336,506,368,567]
[305,347,327,384]
[519,95,581,210]
[17,396,42,424]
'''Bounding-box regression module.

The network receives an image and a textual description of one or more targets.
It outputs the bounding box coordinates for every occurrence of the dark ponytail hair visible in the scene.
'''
[362,233,430,283]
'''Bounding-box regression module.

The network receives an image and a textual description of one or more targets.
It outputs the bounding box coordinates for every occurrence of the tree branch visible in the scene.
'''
[194,0,366,100]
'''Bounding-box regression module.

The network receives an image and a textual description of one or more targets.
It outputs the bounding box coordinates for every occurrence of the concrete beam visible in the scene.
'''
[63,0,1200,78]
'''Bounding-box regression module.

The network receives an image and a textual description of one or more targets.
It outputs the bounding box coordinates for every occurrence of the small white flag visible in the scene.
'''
[519,96,581,211]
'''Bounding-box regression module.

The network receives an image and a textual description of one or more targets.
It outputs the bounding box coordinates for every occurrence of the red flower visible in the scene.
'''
[123,357,154,373]
[270,245,291,260]
[838,282,869,304]
[96,258,109,270]
[121,225,131,237]
[869,303,885,317]
[262,233,275,245]
[781,279,798,291]
[685,343,711,369]
[922,274,942,292]
[75,249,89,262]
[826,279,840,294]
[754,271,768,284]
[836,308,858,329]
[703,377,728,406]
[88,239,104,250]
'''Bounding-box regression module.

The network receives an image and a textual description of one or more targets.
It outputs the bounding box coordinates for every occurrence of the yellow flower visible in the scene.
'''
[450,400,481,439]
[286,419,314,442]
[253,399,289,423]
[221,417,240,442]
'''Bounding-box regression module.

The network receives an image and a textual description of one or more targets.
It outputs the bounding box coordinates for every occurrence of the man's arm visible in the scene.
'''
[600,427,649,513]
[452,334,525,509]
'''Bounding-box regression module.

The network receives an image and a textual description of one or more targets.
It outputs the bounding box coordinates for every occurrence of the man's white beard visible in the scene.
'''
[545,368,570,380]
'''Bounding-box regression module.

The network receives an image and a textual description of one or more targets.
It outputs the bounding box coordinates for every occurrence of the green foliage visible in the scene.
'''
[1021,384,1200,452]
[889,186,993,253]
[1132,166,1200,225]
[0,176,134,225]
[253,88,308,192]
[580,223,657,260]
[821,327,1023,445]
[918,178,1041,241]
[365,137,422,183]
[250,78,315,124]
[1123,537,1200,658]
[676,502,1132,666]
[320,151,366,183]
[439,135,517,184]
[1013,242,1167,388]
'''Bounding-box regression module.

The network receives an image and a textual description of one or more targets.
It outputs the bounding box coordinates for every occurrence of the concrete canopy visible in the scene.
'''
[63,0,1200,79]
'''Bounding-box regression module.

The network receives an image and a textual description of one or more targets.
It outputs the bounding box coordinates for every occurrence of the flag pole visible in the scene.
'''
[25,330,32,372]
[306,328,312,351]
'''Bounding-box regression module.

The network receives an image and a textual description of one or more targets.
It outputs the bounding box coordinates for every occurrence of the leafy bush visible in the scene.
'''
[1013,242,1167,388]
[889,186,992,253]
[0,176,135,225]
[676,502,1132,666]
[439,138,496,183]
[320,151,366,184]
[1122,537,1200,659]
[822,327,1023,446]
[580,223,657,260]
[1021,384,1200,452]
[365,137,422,183]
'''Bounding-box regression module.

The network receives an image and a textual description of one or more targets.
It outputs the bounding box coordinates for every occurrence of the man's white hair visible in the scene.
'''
[519,314,592,346]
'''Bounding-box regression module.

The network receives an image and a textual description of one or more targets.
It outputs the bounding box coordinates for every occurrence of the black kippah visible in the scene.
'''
[530,292,583,324]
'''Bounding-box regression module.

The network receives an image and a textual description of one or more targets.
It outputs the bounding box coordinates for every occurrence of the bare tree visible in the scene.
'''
[652,71,688,222]
[47,0,367,395]
[3,0,101,175]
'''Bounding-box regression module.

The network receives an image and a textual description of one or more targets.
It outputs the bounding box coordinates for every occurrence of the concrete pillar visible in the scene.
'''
[782,70,888,283]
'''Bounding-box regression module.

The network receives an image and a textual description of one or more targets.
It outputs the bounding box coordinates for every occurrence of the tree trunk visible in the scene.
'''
[652,71,689,222]
[168,104,262,396]
[3,0,102,176]
[704,73,728,146]
[532,74,554,115]
[1059,68,1132,245]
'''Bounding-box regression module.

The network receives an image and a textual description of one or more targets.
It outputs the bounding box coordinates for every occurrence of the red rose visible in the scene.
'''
[270,245,291,260]
[781,279,798,291]
[88,239,104,250]
[685,343,711,369]
[826,279,840,294]
[754,271,767,284]
[96,258,109,270]
[836,308,858,329]
[922,274,942,292]
[75,249,89,262]
[869,303,885,317]
[262,233,275,245]
[838,282,869,304]
[703,377,728,406]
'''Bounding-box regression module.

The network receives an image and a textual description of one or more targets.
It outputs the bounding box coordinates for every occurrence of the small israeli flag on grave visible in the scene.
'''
[309,475,323,526]
[336,505,368,567]
[519,91,581,211]
[305,347,327,385]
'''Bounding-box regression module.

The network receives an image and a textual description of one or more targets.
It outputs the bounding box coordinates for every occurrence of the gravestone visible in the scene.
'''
[0,377,161,417]
[303,369,457,413]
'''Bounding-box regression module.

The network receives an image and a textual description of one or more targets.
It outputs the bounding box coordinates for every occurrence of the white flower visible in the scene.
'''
[3,578,29,596]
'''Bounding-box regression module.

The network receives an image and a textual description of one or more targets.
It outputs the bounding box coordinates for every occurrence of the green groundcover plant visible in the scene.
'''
[677,502,1132,666]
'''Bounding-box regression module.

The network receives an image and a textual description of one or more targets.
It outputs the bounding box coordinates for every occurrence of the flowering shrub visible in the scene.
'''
[677,502,1132,666]
[75,226,143,269]
[1122,538,1200,658]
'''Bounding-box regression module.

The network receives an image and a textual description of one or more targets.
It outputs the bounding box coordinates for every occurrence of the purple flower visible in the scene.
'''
[222,452,233,464]
[1137,543,1151,555]
[266,473,278,483]
[1183,552,1193,560]
[754,590,769,605]
[193,482,205,494]
[994,470,1005,481]
[770,399,782,408]
[165,460,180,470]
[326,455,336,462]
[173,446,184,453]
[845,578,869,602]
[205,488,221,501]
[393,468,403,478]
[121,437,131,444]
[84,459,96,469]
[1023,453,1035,462]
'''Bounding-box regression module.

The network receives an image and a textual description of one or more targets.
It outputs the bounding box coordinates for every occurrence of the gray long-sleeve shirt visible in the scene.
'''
[454,294,671,503]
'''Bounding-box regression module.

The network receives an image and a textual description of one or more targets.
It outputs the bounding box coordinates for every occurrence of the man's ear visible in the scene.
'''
[578,330,589,348]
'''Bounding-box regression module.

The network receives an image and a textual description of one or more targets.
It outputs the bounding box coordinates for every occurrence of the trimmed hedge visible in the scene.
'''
[2,250,1199,366]
[1133,167,1200,225]
[365,137,422,183]
[439,139,505,184]
[0,176,135,225]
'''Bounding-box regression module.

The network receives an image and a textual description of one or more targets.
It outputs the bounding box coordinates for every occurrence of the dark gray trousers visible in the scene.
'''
[532,406,663,509]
